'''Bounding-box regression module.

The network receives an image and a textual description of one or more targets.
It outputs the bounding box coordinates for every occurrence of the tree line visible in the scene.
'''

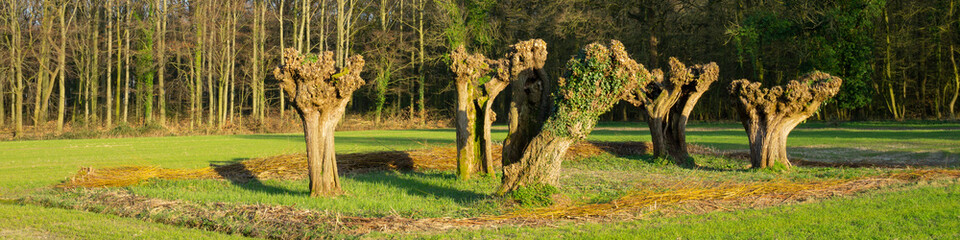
[1,0,958,137]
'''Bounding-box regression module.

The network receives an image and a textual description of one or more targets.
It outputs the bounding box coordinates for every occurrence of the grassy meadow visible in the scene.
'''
[1,121,959,238]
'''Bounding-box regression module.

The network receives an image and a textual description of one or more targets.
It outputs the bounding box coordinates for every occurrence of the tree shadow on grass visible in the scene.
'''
[209,152,488,202]
[211,158,308,196]
[349,171,488,204]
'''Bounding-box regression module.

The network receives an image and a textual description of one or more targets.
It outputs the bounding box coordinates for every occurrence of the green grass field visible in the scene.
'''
[2,121,959,239]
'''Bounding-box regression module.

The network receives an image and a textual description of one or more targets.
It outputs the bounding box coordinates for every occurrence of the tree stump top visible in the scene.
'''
[273,48,365,112]
[730,71,843,116]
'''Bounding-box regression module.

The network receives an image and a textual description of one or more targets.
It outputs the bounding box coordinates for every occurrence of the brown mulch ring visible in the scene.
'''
[57,141,655,188]
[56,140,942,189]
[44,141,960,238]
[27,169,960,239]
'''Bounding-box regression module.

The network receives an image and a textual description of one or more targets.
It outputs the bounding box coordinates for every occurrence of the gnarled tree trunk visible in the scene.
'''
[274,48,365,197]
[729,72,842,169]
[625,58,719,164]
[499,40,640,194]
[450,44,513,179]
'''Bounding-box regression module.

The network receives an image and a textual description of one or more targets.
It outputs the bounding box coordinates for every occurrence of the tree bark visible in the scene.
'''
[500,40,634,194]
[274,48,365,197]
[105,0,113,128]
[157,0,167,126]
[950,45,959,120]
[730,72,843,169]
[9,0,24,135]
[454,79,478,179]
[56,3,68,133]
[625,58,718,164]
[500,130,574,193]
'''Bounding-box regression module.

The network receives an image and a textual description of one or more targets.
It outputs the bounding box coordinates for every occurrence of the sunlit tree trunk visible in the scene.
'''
[123,0,132,124]
[500,41,637,194]
[624,58,719,164]
[274,49,365,197]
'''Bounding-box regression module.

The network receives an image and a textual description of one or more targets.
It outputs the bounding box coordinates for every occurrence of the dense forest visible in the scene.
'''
[1,0,959,137]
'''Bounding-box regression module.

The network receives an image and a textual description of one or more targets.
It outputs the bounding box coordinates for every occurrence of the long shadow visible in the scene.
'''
[343,151,485,203]
[348,171,487,203]
[212,158,308,196]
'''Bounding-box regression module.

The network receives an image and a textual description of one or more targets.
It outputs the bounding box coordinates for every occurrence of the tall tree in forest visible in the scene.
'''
[729,72,842,169]
[123,0,132,123]
[624,58,719,164]
[137,8,156,124]
[55,1,73,133]
[499,40,640,194]
[156,0,167,125]
[106,0,114,128]
[34,0,55,126]
[273,48,366,197]
[5,0,25,135]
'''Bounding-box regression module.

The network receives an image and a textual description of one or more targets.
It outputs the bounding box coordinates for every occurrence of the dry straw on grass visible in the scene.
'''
[57,141,653,188]
[35,169,960,238]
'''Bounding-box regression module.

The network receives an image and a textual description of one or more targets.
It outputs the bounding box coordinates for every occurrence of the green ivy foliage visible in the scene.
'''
[544,41,639,138]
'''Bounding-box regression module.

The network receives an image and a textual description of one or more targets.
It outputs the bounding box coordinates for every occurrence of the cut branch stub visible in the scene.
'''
[275,48,365,113]
[624,57,719,164]
[273,48,365,197]
[499,40,639,194]
[729,71,842,169]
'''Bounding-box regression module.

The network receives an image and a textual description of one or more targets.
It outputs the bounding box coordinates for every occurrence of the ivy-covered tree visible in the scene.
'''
[273,48,366,197]
[499,40,640,194]
[729,72,842,169]
[624,57,718,164]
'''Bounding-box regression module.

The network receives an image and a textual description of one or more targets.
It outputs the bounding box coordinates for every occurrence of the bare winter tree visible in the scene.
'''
[273,48,365,197]
[624,57,718,164]
[729,72,842,169]
[498,40,640,194]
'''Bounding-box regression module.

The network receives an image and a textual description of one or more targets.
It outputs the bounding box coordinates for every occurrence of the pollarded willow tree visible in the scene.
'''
[450,45,509,179]
[624,57,719,164]
[450,39,548,180]
[273,48,365,197]
[729,71,842,169]
[498,40,640,194]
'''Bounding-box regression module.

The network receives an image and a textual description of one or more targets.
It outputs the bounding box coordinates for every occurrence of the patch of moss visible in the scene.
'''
[511,183,560,207]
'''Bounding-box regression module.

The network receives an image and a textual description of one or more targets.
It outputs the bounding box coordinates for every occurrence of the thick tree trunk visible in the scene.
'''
[499,132,574,193]
[455,83,478,179]
[500,69,550,194]
[646,116,671,159]
[479,97,497,175]
[300,110,344,197]
[275,48,365,197]
[627,58,717,164]
[730,72,842,169]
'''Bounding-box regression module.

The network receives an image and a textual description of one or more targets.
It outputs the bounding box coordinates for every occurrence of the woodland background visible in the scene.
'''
[1,0,959,137]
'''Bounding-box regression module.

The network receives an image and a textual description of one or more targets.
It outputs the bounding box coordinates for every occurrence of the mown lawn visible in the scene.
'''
[1,121,959,238]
